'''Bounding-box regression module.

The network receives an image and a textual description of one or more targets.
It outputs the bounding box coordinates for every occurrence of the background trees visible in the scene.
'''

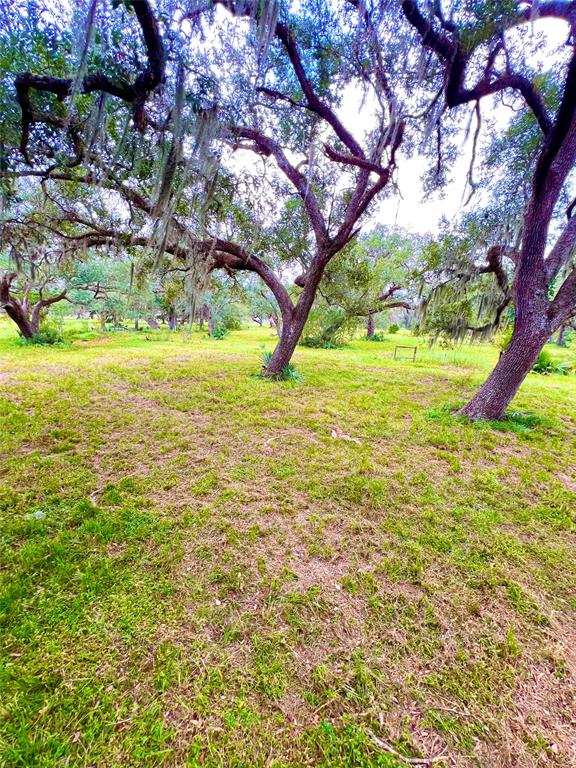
[301,228,415,347]
[2,0,414,376]
[417,208,516,342]
[0,193,119,339]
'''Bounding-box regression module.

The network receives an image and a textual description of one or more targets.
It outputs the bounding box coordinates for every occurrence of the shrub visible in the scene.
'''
[208,326,228,340]
[532,349,572,375]
[299,306,353,349]
[367,332,387,342]
[18,323,63,346]
[224,316,242,331]
[300,336,341,349]
[388,323,399,334]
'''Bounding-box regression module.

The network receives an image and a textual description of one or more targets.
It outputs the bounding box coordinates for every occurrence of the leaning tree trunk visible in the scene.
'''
[1,273,35,338]
[146,316,160,329]
[557,324,566,346]
[457,324,550,420]
[366,313,375,339]
[265,274,322,375]
[3,303,35,339]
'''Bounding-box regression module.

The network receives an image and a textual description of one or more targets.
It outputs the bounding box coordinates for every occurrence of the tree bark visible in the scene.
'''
[270,314,282,337]
[168,306,177,331]
[366,313,375,339]
[457,325,550,420]
[265,314,307,374]
[146,316,160,329]
[557,324,566,346]
[265,265,324,375]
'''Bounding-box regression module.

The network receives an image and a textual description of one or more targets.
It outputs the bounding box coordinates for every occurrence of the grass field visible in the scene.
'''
[0,320,575,767]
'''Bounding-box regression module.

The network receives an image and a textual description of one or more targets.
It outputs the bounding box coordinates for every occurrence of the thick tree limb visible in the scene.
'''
[215,0,366,158]
[545,214,576,281]
[401,1,553,135]
[232,126,328,247]
[15,0,165,162]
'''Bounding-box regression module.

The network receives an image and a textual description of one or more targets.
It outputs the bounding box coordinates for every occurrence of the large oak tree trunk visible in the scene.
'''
[266,313,307,374]
[457,325,550,420]
[265,266,324,375]
[1,274,35,338]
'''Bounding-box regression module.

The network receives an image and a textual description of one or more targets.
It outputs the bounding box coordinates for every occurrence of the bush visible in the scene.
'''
[532,349,572,375]
[224,316,242,331]
[208,326,228,340]
[18,323,63,346]
[218,303,243,330]
[388,323,399,334]
[367,332,387,342]
[299,306,353,349]
[300,336,341,349]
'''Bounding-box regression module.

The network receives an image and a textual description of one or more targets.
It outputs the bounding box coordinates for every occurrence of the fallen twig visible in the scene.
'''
[367,731,447,765]
[330,425,362,445]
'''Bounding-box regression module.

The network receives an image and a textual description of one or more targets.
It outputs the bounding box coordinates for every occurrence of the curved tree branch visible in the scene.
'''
[15,0,165,162]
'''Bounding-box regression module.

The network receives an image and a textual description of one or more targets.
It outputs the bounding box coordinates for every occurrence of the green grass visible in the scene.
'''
[0,319,575,767]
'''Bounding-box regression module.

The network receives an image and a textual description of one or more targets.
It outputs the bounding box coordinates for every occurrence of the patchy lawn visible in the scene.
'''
[0,322,575,767]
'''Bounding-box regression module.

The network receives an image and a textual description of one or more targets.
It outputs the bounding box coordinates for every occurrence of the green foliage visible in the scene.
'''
[495,327,514,352]
[17,323,63,346]
[367,332,387,342]
[208,326,228,340]
[388,324,399,334]
[312,229,416,340]
[424,288,473,341]
[300,336,342,349]
[560,328,574,347]
[223,315,242,331]
[300,306,352,349]
[532,350,573,376]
